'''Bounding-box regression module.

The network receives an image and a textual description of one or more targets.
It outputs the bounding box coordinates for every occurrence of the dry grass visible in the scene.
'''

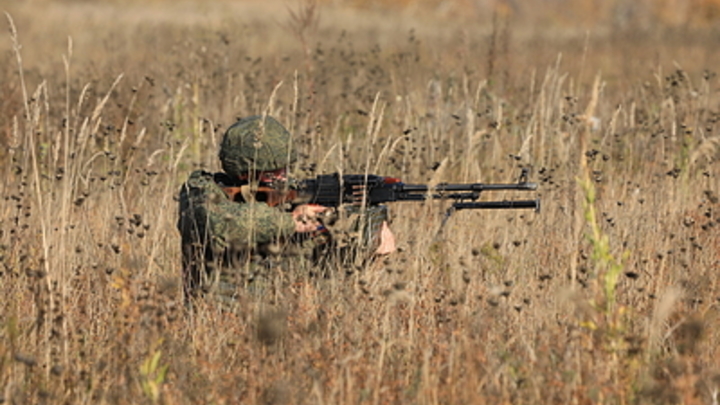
[1,0,720,404]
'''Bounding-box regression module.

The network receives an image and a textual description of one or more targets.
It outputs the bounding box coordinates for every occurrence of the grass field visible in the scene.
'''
[1,0,720,403]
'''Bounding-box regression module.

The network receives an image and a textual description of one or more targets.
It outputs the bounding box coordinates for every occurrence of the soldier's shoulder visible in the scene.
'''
[184,170,239,185]
[183,170,219,186]
[185,170,214,181]
[179,170,227,198]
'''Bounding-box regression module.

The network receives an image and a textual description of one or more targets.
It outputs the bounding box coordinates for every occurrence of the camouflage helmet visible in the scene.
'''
[219,115,297,176]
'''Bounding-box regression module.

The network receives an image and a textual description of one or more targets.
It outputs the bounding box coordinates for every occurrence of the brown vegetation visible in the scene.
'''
[1,0,719,403]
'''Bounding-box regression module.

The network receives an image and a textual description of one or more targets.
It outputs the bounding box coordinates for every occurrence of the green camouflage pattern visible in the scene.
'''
[345,204,389,249]
[178,170,297,302]
[177,170,391,306]
[179,170,295,249]
[314,204,390,269]
[219,115,297,176]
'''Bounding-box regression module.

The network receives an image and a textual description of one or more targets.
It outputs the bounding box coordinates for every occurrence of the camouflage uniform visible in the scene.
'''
[178,170,298,303]
[178,115,388,305]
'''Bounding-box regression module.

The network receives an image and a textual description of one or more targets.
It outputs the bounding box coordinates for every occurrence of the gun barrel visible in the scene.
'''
[452,199,540,212]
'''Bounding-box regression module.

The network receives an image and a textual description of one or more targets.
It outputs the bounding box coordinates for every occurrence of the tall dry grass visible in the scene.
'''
[1,0,720,404]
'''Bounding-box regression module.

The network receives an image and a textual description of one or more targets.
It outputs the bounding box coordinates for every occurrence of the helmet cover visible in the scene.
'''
[219,115,297,176]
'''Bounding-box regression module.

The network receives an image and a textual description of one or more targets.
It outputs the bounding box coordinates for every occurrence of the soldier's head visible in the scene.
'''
[219,115,297,180]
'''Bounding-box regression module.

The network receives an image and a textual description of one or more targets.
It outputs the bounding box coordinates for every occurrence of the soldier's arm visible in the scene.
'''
[182,171,296,251]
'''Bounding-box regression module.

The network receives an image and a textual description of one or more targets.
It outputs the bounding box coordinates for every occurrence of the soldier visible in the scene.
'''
[177,115,395,305]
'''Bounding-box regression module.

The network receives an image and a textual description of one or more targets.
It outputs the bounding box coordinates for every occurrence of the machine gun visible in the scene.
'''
[221,168,540,215]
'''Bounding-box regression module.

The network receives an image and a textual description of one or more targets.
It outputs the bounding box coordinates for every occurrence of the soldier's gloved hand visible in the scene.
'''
[292,204,328,233]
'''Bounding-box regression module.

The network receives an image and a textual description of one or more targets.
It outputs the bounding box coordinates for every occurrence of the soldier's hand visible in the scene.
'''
[292,204,328,233]
[374,221,397,255]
